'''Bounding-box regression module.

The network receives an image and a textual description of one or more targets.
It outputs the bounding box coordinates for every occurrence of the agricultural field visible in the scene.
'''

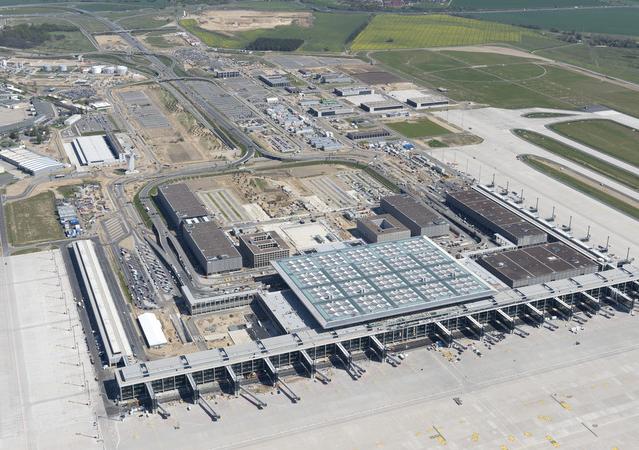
[538,44,639,85]
[549,120,639,167]
[451,0,613,9]
[387,118,450,138]
[350,14,534,50]
[514,129,639,190]
[466,8,639,37]
[5,191,63,245]
[180,11,370,52]
[374,49,639,117]
[521,155,639,220]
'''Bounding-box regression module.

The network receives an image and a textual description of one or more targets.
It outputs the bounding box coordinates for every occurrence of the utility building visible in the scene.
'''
[380,194,449,238]
[239,231,290,268]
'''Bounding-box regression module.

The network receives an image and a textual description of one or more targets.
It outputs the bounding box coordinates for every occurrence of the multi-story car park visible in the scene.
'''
[181,221,242,275]
[346,129,391,141]
[181,285,259,315]
[446,189,547,246]
[258,74,290,88]
[156,183,209,229]
[238,231,291,268]
[380,194,449,238]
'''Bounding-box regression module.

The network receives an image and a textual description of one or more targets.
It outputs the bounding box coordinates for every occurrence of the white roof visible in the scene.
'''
[138,313,168,347]
[343,93,386,106]
[0,147,64,174]
[71,135,116,165]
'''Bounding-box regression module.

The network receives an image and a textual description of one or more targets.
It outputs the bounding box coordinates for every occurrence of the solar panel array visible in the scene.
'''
[273,237,492,328]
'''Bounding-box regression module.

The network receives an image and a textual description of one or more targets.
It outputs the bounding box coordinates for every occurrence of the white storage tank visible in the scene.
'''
[116,65,128,76]
[103,66,115,74]
[91,65,103,74]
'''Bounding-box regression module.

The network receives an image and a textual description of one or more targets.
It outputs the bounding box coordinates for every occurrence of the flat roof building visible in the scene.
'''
[272,236,493,328]
[334,86,373,97]
[181,221,242,275]
[181,285,258,315]
[156,183,209,229]
[446,189,547,246]
[308,105,354,117]
[407,95,449,109]
[258,74,290,87]
[137,313,168,348]
[0,147,65,176]
[239,231,290,268]
[214,68,240,78]
[380,194,449,238]
[478,242,599,288]
[356,214,411,243]
[67,134,120,166]
[346,128,391,141]
[318,73,352,84]
[361,100,403,113]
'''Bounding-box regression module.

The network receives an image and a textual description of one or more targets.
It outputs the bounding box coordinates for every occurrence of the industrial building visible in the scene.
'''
[308,105,354,117]
[156,183,209,229]
[137,313,168,348]
[334,86,373,97]
[71,240,132,365]
[67,134,120,166]
[181,285,258,315]
[360,100,403,113]
[356,214,410,243]
[181,221,242,275]
[317,73,352,84]
[0,147,65,175]
[478,242,599,288]
[446,189,547,246]
[407,95,449,109]
[380,194,449,238]
[213,68,240,78]
[238,231,290,268]
[346,129,391,141]
[258,74,290,87]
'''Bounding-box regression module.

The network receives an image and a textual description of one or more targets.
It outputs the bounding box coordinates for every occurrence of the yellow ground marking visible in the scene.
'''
[546,435,560,448]
[538,415,552,422]
[471,432,479,442]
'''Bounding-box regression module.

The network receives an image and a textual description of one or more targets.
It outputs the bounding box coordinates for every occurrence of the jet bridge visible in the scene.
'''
[434,321,452,346]
[553,297,573,319]
[495,308,514,332]
[465,315,483,338]
[262,357,278,385]
[299,349,315,378]
[369,335,386,361]
[186,373,199,403]
[608,287,635,310]
[580,292,600,313]
[336,342,364,379]
[226,366,239,396]
[145,382,157,413]
[524,302,544,325]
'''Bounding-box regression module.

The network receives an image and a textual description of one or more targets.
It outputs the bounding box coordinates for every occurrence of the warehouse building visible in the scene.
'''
[308,105,354,117]
[213,68,240,78]
[334,86,373,97]
[67,134,120,166]
[357,214,411,243]
[258,74,290,87]
[0,147,65,175]
[137,313,167,348]
[156,183,209,229]
[446,189,547,246]
[239,231,291,268]
[407,95,449,109]
[317,73,352,84]
[360,100,403,113]
[181,221,242,275]
[380,194,449,238]
[346,128,391,141]
[478,242,599,288]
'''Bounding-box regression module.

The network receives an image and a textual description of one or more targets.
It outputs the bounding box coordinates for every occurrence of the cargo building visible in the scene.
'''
[380,194,449,238]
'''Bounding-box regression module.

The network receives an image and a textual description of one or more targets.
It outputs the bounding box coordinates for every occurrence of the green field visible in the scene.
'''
[180,12,370,52]
[387,118,451,138]
[521,155,639,220]
[514,129,639,190]
[467,8,639,37]
[538,44,639,85]
[5,191,63,245]
[451,0,612,9]
[117,13,173,30]
[550,119,639,167]
[36,31,96,52]
[374,49,639,117]
[351,14,533,50]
